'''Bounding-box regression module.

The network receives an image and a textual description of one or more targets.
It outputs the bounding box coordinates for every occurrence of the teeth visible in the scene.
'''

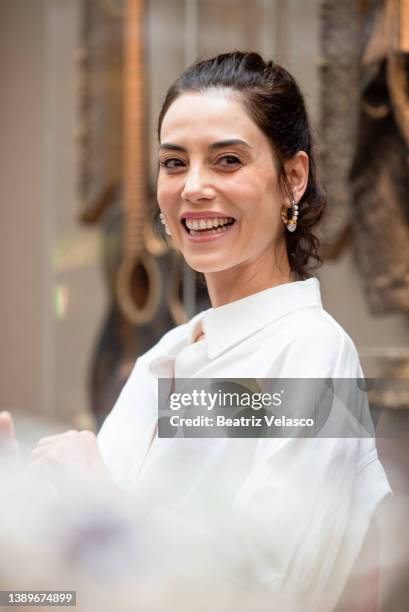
[185,217,234,230]
[189,224,233,237]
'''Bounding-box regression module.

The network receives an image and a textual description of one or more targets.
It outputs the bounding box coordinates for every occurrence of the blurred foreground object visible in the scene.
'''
[0,409,402,612]
[0,447,303,612]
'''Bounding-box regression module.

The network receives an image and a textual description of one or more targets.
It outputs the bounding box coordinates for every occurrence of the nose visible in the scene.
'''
[181,164,216,203]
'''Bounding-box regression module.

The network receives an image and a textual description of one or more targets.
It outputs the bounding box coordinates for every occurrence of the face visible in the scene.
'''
[157,90,286,274]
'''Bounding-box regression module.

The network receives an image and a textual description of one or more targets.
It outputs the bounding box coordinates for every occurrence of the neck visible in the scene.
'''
[204,244,294,308]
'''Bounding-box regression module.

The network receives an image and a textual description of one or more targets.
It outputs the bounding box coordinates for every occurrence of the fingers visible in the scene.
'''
[30,436,72,461]
[0,411,19,462]
[31,446,51,460]
[0,411,15,438]
[29,428,107,488]
[35,430,95,448]
[35,430,78,448]
[30,429,97,467]
[29,451,59,469]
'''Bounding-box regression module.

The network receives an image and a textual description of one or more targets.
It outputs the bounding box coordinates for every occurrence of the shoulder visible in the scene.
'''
[262,306,362,377]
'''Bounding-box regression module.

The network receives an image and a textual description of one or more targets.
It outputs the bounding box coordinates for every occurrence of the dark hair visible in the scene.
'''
[157,51,326,279]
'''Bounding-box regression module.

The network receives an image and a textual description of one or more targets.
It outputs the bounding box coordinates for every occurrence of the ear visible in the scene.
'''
[283,151,309,204]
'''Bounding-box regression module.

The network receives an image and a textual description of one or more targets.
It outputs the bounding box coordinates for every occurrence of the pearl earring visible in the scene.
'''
[159,212,171,236]
[281,199,299,232]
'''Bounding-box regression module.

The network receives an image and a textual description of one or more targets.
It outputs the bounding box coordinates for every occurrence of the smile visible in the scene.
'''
[182,216,236,238]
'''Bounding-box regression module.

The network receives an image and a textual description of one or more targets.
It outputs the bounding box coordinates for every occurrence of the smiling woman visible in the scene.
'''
[96,53,391,610]
[1,52,391,612]
[157,89,298,303]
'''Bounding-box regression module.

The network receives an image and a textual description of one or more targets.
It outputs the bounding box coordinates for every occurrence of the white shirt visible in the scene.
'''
[98,277,391,610]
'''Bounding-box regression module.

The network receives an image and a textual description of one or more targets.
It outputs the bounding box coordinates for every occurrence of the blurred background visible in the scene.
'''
[0,1,408,609]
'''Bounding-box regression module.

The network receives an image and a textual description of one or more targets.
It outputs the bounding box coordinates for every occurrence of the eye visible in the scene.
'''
[217,154,242,168]
[159,158,186,171]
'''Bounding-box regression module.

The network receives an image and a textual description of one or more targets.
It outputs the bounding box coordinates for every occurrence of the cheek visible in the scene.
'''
[221,175,259,209]
[157,179,178,213]
[229,174,278,219]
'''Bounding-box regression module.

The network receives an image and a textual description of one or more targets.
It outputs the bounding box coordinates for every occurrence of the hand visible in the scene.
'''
[30,430,111,488]
[0,411,19,463]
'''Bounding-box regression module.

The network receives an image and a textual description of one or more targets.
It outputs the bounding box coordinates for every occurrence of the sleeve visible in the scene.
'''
[97,356,142,455]
[96,357,156,490]
[97,322,190,489]
[228,436,391,611]
[228,320,392,610]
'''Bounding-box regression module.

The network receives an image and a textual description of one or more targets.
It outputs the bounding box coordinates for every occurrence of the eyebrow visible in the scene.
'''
[159,139,252,152]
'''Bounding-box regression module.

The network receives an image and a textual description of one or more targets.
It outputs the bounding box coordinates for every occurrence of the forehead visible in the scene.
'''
[160,90,266,146]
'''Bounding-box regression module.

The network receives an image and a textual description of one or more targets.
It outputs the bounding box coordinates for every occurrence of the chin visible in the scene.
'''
[184,254,234,274]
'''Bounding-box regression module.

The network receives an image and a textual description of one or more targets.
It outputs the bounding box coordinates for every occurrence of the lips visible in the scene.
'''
[179,211,232,221]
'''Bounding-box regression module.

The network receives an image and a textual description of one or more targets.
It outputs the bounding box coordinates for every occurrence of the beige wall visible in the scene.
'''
[0,0,408,426]
[0,0,50,417]
[0,0,105,426]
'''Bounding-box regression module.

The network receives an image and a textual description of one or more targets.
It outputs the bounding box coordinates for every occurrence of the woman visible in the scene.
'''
[1,52,390,610]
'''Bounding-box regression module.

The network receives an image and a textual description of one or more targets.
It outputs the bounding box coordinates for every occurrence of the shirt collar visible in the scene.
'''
[198,277,322,359]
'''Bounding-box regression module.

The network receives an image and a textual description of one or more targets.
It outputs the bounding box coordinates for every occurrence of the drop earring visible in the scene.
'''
[159,212,171,236]
[281,199,299,232]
